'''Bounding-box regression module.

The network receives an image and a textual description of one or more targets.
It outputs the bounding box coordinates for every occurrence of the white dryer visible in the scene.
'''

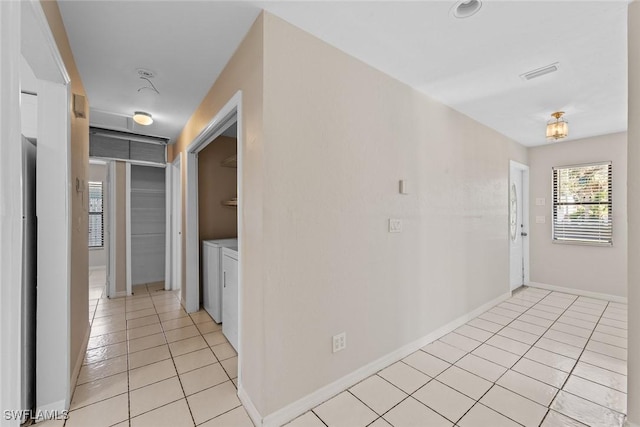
[202,238,237,323]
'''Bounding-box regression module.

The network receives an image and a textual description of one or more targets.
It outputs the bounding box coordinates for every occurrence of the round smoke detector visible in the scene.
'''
[452,0,482,19]
[136,68,156,79]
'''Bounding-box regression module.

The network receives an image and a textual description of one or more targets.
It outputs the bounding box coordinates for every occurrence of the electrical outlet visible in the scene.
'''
[536,216,546,224]
[536,198,546,206]
[389,218,402,233]
[332,332,346,353]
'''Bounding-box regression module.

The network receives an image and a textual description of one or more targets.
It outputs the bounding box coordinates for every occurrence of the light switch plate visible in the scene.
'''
[399,179,409,195]
[536,198,546,206]
[536,216,546,224]
[389,219,402,233]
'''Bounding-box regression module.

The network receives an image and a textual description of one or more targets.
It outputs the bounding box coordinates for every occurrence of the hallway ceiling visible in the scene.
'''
[59,1,628,146]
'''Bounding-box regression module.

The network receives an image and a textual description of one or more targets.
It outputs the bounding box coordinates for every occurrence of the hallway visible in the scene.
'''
[62,270,248,427]
[44,276,626,427]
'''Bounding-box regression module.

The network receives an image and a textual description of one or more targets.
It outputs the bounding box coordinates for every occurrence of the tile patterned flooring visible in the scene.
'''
[289,287,628,427]
[52,268,249,427]
[48,270,628,427]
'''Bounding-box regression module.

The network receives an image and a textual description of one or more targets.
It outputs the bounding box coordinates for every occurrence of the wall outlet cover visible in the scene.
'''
[332,332,346,353]
[536,198,546,206]
[536,216,546,224]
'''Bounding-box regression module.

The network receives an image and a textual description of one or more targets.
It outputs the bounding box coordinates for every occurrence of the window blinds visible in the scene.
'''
[89,127,167,164]
[552,162,612,245]
[88,181,103,248]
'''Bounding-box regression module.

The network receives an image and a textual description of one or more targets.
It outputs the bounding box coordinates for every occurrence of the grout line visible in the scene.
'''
[80,281,627,427]
[150,286,197,427]
[556,299,609,392]
[309,408,330,427]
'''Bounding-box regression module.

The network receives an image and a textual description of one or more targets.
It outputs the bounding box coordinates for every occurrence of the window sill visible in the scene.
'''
[552,239,613,247]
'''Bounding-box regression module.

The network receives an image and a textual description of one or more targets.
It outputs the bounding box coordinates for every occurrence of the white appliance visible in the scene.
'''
[221,246,239,351]
[202,238,237,323]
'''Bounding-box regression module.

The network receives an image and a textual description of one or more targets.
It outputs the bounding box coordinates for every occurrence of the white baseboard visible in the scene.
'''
[108,290,128,299]
[527,281,627,304]
[238,386,262,427]
[35,399,66,416]
[68,323,91,404]
[88,265,106,271]
[261,291,511,427]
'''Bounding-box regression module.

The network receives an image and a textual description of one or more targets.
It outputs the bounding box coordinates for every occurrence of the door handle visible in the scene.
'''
[223,271,226,288]
[521,232,528,237]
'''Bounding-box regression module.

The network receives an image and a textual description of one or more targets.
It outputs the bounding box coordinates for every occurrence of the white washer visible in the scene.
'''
[202,238,237,323]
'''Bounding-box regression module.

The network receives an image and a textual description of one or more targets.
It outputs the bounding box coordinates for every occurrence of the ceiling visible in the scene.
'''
[58,1,628,147]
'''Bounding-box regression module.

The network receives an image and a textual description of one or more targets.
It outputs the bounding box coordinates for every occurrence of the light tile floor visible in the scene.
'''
[60,268,250,427]
[290,287,628,427]
[54,273,628,427]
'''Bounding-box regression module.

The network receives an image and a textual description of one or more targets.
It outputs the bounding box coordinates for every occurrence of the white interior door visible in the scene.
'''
[105,162,112,297]
[509,165,525,290]
[171,154,182,291]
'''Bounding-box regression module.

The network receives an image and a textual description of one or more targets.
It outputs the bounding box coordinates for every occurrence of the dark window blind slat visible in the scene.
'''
[88,181,104,248]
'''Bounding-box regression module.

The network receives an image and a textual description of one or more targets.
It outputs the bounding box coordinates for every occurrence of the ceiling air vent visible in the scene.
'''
[520,63,560,81]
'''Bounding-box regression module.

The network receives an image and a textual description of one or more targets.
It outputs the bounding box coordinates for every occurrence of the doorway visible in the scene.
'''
[185,92,242,314]
[509,160,530,290]
[126,163,167,293]
[167,153,182,291]
[184,90,243,386]
[1,0,73,415]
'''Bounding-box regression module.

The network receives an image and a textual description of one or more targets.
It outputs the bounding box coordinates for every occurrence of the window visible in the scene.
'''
[88,181,104,248]
[552,162,612,245]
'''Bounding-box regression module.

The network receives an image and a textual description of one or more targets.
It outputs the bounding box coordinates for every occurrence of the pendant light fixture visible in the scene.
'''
[546,111,568,140]
[133,111,153,126]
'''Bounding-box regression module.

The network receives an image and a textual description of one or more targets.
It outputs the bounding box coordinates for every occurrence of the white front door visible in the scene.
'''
[509,165,526,290]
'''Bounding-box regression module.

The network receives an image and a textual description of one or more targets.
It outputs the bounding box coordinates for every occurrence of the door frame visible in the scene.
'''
[126,162,167,292]
[125,163,132,295]
[509,160,530,290]
[107,161,117,298]
[184,91,243,399]
[1,0,72,419]
[185,91,242,314]
[166,153,182,291]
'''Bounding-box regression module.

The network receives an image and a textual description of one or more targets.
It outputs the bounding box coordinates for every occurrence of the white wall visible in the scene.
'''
[528,132,627,298]
[259,13,525,415]
[627,1,639,424]
[88,163,106,268]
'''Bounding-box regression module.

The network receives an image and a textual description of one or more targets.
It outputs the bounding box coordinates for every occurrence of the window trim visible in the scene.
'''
[551,161,612,247]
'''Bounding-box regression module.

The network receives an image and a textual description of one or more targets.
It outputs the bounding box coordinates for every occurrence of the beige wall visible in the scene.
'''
[627,1,639,423]
[41,0,90,384]
[170,13,265,410]
[114,162,127,293]
[172,10,528,418]
[198,136,238,241]
[528,132,627,297]
[256,13,525,414]
[89,163,107,268]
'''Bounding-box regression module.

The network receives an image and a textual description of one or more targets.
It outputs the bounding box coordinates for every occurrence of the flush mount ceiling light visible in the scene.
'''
[546,111,568,140]
[133,111,153,126]
[452,0,482,18]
